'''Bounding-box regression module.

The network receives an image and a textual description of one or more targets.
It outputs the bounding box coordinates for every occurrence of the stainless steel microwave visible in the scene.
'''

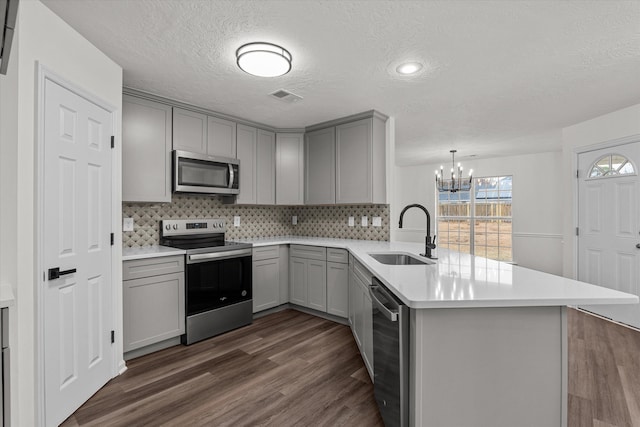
[173,150,240,195]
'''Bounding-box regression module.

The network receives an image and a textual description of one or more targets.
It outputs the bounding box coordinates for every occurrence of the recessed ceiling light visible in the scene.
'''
[396,62,423,75]
[236,42,292,77]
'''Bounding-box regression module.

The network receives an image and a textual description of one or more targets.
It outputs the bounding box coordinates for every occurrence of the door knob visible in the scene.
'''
[636,244,640,249]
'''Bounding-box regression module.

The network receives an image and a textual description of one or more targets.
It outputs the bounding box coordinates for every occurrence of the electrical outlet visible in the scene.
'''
[292,215,298,225]
[233,216,241,227]
[348,216,355,227]
[361,216,368,227]
[372,217,382,227]
[123,217,134,232]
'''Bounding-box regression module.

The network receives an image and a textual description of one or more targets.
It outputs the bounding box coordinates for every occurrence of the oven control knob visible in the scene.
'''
[172,224,178,230]
[165,224,170,231]
[212,223,217,228]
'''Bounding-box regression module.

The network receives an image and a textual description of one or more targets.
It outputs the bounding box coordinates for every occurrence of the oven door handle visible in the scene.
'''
[188,248,252,263]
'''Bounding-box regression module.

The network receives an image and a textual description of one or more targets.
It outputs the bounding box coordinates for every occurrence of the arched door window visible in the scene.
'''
[588,154,636,178]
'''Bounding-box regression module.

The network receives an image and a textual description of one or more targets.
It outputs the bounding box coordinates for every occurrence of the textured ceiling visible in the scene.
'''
[41,0,640,165]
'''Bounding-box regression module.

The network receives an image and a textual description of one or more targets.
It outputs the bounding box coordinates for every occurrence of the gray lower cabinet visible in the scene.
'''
[279,245,289,304]
[327,248,349,318]
[1,308,9,427]
[252,246,281,313]
[335,116,387,204]
[304,127,335,204]
[123,256,185,354]
[289,256,308,306]
[122,95,172,202]
[307,260,327,312]
[172,107,208,154]
[276,133,304,205]
[349,256,374,378]
[289,245,327,310]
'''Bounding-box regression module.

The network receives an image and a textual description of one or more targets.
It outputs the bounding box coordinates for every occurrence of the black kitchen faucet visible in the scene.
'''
[398,203,437,259]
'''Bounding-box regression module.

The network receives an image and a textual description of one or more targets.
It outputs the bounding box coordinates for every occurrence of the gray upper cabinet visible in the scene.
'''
[122,95,172,202]
[207,116,237,158]
[276,133,304,205]
[236,126,275,205]
[256,129,276,205]
[236,124,257,204]
[335,116,387,204]
[172,107,207,154]
[305,127,336,205]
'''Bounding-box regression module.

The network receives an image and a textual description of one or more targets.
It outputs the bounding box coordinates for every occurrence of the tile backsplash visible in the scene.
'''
[123,194,389,247]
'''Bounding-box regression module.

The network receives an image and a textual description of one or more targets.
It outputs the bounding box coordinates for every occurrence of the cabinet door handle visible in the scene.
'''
[48,267,77,280]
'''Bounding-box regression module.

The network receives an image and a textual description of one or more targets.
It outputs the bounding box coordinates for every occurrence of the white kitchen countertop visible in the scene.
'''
[236,237,639,309]
[122,245,186,261]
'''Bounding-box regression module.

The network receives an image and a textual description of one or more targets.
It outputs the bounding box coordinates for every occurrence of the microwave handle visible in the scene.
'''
[228,164,235,189]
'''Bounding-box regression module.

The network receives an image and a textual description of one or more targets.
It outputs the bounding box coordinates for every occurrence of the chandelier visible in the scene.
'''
[435,150,473,193]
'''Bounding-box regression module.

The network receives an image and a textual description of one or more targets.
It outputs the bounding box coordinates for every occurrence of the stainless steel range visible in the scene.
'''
[160,218,253,345]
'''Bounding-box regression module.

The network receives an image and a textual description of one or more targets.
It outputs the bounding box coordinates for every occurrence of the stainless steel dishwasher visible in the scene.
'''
[370,277,409,427]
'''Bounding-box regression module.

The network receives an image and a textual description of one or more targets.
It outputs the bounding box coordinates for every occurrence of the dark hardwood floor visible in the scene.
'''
[62,308,640,426]
[568,308,640,427]
[61,309,384,427]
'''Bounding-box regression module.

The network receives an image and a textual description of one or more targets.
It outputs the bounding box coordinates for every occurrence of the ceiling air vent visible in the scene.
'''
[269,89,303,103]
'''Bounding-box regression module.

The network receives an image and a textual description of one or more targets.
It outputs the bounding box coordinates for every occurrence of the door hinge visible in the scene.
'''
[111,136,115,149]
[111,330,115,344]
[576,170,579,178]
[110,233,114,246]
[576,227,579,236]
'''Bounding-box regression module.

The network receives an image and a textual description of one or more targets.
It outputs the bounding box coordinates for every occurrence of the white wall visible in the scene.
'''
[391,151,564,274]
[561,103,640,278]
[5,2,122,425]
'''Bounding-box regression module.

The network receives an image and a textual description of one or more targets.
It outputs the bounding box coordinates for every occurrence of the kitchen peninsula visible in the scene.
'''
[244,237,637,427]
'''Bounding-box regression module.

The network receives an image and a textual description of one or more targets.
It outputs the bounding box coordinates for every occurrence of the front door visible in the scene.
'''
[578,141,640,329]
[42,77,113,426]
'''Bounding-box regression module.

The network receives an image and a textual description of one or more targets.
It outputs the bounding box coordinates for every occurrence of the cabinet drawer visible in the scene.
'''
[290,245,327,261]
[327,248,348,264]
[252,245,280,261]
[353,258,373,287]
[123,255,184,281]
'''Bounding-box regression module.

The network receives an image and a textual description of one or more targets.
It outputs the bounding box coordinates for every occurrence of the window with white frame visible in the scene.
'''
[437,176,512,261]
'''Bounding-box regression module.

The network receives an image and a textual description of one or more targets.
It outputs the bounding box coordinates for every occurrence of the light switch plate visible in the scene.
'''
[372,217,382,227]
[361,216,368,227]
[292,215,298,225]
[348,216,355,227]
[123,217,134,232]
[233,216,241,227]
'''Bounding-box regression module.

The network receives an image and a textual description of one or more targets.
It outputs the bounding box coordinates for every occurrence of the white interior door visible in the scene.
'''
[578,141,640,329]
[42,78,113,426]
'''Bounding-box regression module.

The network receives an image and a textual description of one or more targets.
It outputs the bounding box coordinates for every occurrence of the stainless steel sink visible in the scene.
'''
[369,252,434,265]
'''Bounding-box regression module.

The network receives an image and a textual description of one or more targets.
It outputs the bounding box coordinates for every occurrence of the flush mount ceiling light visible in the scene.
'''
[236,42,292,77]
[396,62,423,75]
